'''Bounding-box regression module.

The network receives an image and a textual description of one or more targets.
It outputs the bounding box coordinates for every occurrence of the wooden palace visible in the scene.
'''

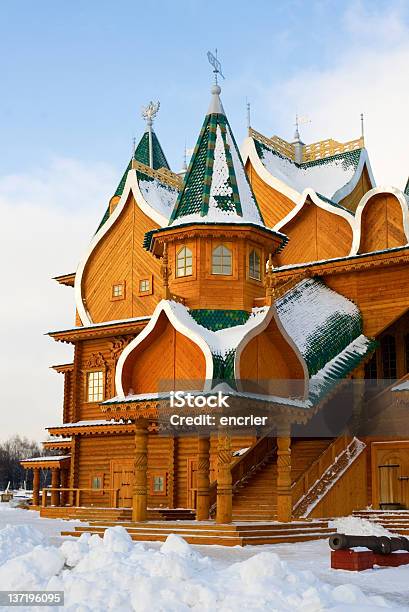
[21,80,409,542]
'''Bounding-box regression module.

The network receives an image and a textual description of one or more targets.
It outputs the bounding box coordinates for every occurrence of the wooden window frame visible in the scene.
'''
[172,240,197,284]
[111,280,126,301]
[84,369,105,403]
[90,473,104,495]
[138,274,153,296]
[149,471,168,496]
[247,245,263,283]
[175,245,193,279]
[206,240,238,280]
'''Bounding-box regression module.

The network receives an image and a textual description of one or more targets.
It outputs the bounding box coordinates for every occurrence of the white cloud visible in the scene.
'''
[0,158,116,442]
[261,3,409,188]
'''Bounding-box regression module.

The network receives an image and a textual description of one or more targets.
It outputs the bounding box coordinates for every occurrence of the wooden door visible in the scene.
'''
[187,458,197,509]
[110,459,134,508]
[372,442,409,508]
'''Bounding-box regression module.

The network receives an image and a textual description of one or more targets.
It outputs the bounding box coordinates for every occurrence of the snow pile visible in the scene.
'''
[330,516,394,537]
[0,524,45,564]
[0,524,397,611]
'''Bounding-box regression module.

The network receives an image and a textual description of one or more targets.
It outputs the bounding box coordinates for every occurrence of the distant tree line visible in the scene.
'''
[0,435,51,490]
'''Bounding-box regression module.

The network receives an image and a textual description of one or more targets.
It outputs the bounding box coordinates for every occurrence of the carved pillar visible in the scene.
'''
[216,432,232,524]
[160,243,171,300]
[276,433,292,523]
[32,469,40,506]
[50,468,60,507]
[196,436,210,521]
[132,419,149,522]
[60,468,69,506]
[351,364,365,435]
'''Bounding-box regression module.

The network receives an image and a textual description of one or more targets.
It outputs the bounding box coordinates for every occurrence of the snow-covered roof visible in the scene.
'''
[168,86,264,227]
[47,420,131,429]
[276,278,363,375]
[21,455,71,463]
[251,135,373,205]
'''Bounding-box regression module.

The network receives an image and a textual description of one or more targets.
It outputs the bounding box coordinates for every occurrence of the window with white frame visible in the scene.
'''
[176,246,193,277]
[212,244,232,275]
[139,278,150,293]
[112,283,124,298]
[87,371,104,402]
[249,249,261,280]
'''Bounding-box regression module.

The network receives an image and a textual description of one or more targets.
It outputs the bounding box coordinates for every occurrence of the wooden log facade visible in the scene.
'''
[22,85,409,525]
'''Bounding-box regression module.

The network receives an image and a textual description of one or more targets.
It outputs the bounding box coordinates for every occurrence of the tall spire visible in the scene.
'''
[169,77,264,227]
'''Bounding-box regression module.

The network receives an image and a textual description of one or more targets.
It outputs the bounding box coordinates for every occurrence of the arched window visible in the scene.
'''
[212,245,232,275]
[249,249,261,280]
[381,334,397,380]
[176,246,193,277]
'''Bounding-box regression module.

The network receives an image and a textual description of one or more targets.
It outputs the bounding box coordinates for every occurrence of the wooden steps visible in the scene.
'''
[231,438,332,521]
[61,519,334,547]
[352,510,409,535]
[40,507,195,522]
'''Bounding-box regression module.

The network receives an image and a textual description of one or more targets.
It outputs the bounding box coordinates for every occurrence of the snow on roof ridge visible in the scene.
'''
[21,455,71,462]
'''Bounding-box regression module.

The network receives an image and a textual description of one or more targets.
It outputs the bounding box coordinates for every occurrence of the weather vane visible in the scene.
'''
[141,101,160,168]
[207,49,225,86]
[141,101,160,127]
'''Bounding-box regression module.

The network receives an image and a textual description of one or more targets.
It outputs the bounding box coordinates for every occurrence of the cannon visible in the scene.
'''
[329,533,409,555]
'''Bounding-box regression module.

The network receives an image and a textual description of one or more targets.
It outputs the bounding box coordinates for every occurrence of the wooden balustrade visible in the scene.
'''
[291,434,351,506]
[41,487,119,508]
[209,435,277,514]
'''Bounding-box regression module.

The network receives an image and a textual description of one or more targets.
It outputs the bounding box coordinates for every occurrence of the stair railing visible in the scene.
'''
[209,435,277,516]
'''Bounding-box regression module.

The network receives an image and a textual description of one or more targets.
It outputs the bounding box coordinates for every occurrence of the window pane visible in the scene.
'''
[249,250,261,280]
[87,371,104,402]
[176,246,193,277]
[212,245,232,275]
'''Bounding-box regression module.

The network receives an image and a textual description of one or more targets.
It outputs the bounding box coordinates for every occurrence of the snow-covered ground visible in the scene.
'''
[0,504,408,610]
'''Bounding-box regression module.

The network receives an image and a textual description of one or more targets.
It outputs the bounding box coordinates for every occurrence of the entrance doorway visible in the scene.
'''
[372,442,409,509]
[110,459,134,508]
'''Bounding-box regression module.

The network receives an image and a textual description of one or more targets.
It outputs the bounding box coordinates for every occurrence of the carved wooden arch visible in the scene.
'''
[120,311,207,396]
[356,191,408,254]
[274,195,353,266]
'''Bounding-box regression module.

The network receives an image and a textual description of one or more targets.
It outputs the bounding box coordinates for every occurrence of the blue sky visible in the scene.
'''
[2,0,404,178]
[2,0,409,441]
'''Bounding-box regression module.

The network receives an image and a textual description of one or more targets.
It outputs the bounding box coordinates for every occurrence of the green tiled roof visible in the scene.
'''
[169,96,264,226]
[276,278,363,376]
[190,309,250,331]
[96,129,172,232]
[114,130,170,199]
[213,349,236,386]
[405,177,409,196]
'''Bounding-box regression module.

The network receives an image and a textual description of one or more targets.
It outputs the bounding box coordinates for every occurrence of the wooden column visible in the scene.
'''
[32,469,40,506]
[60,468,69,506]
[351,364,365,435]
[50,468,60,507]
[132,419,149,522]
[196,436,210,521]
[276,433,292,523]
[216,432,232,524]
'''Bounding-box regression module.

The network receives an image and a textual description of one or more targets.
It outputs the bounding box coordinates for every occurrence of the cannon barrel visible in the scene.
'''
[329,533,409,554]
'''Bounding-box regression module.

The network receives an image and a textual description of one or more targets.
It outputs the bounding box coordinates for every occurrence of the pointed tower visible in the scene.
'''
[145,83,287,311]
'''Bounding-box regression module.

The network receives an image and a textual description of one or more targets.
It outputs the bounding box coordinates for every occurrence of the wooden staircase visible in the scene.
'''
[352,510,409,536]
[231,438,332,521]
[61,519,335,546]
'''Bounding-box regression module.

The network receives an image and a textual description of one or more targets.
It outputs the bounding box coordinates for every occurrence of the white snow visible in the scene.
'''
[276,278,359,356]
[258,145,361,203]
[138,178,178,220]
[21,455,70,463]
[47,419,131,430]
[0,508,402,611]
[392,380,409,392]
[330,516,394,537]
